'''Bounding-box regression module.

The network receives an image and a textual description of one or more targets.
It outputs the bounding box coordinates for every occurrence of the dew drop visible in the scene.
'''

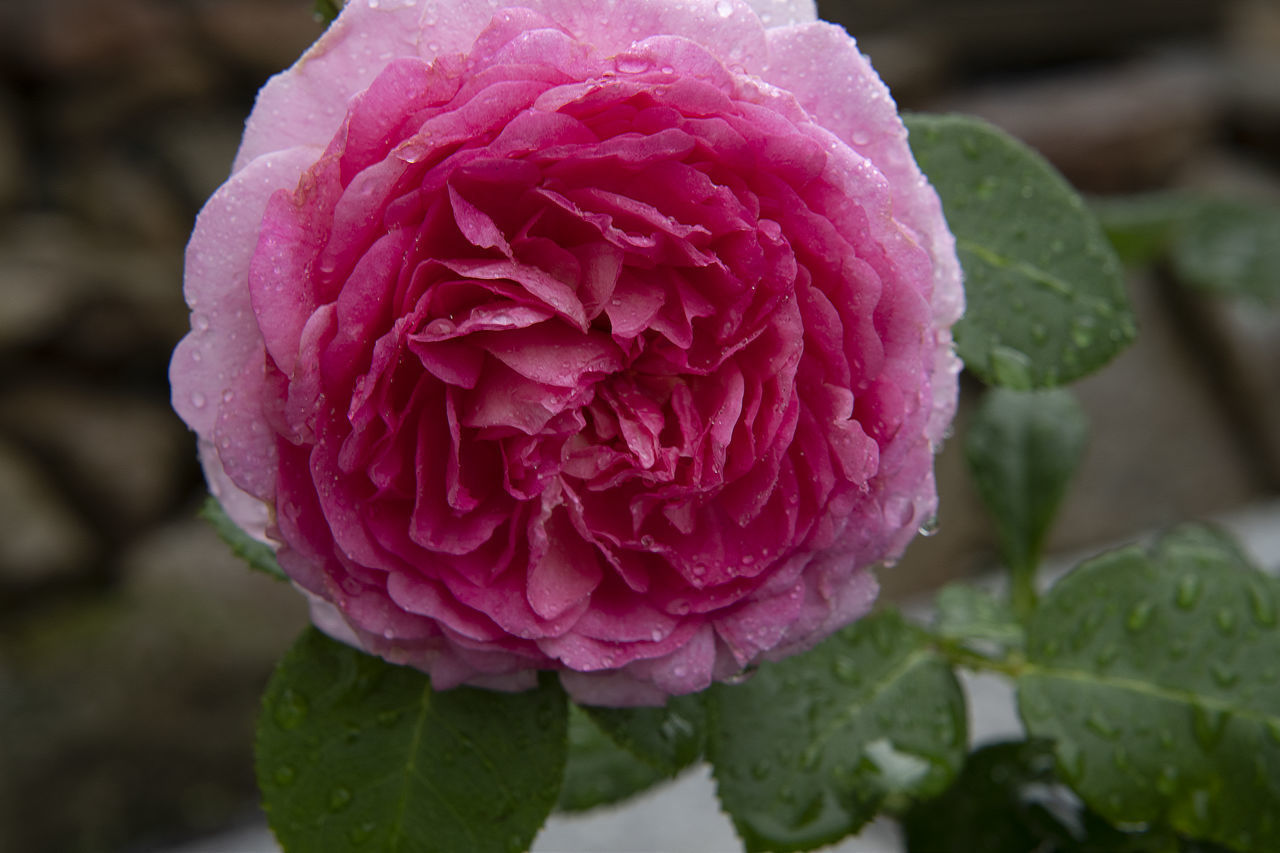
[832,656,860,686]
[918,515,940,537]
[1191,788,1212,824]
[1191,704,1229,749]
[193,313,210,331]
[376,709,402,727]
[190,391,207,408]
[988,345,1033,390]
[1176,574,1202,610]
[273,765,296,787]
[715,0,733,16]
[347,822,376,846]
[1155,765,1179,796]
[615,55,652,74]
[1215,607,1237,636]
[1125,600,1154,632]
[1248,584,1277,627]
[1070,316,1096,349]
[329,786,353,812]
[1086,710,1120,739]
[274,688,308,730]
[1266,719,1280,746]
[1210,662,1239,688]
[1057,741,1085,780]
[1094,645,1119,668]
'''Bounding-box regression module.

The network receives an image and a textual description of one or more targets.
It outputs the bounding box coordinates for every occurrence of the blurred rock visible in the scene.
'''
[55,147,190,245]
[192,0,325,77]
[1196,296,1280,489]
[0,87,21,211]
[934,54,1223,192]
[0,215,187,356]
[0,220,85,349]
[0,386,190,530]
[1056,272,1262,543]
[14,0,184,78]
[0,517,306,853]
[0,437,96,584]
[154,109,246,206]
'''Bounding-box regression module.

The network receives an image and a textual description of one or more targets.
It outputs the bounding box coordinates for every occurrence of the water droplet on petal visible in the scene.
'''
[190,391,206,408]
[715,0,734,16]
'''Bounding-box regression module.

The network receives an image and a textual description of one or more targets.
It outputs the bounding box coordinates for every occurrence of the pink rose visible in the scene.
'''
[170,0,961,706]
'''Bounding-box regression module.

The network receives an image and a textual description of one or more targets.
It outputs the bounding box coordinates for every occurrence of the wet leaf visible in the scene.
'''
[1018,526,1280,852]
[581,693,706,774]
[708,610,966,852]
[558,705,671,813]
[257,629,567,853]
[966,387,1088,577]
[200,496,286,582]
[907,113,1135,388]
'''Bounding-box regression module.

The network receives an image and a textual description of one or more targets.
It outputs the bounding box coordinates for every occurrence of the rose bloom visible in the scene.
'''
[171,0,961,705]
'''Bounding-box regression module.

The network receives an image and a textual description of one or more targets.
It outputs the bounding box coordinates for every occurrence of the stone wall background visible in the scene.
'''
[0,1,1275,851]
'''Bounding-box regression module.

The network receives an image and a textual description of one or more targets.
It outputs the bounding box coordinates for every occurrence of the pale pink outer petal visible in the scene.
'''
[234,1,428,171]
[198,438,271,542]
[171,146,318,544]
[238,0,778,172]
[759,22,964,444]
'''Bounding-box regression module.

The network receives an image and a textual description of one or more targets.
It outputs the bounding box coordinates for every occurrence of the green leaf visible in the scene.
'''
[256,629,567,853]
[906,113,1135,388]
[1093,192,1280,304]
[933,583,1025,651]
[965,388,1088,614]
[1091,192,1204,267]
[1017,525,1280,852]
[708,610,966,853]
[199,496,287,582]
[1171,198,1280,304]
[901,740,1082,853]
[314,0,343,25]
[904,741,1240,853]
[558,705,671,813]
[582,693,706,774]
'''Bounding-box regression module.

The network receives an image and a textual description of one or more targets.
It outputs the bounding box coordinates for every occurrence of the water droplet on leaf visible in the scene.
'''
[1086,710,1120,739]
[329,786,353,812]
[274,688,308,730]
[1191,705,1229,749]
[1125,600,1154,632]
[1176,575,1202,609]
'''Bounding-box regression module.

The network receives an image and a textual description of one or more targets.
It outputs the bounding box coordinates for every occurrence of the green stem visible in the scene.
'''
[1009,558,1038,623]
[932,637,1028,680]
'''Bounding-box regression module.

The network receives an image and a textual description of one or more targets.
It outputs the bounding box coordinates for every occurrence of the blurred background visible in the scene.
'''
[0,0,1276,851]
